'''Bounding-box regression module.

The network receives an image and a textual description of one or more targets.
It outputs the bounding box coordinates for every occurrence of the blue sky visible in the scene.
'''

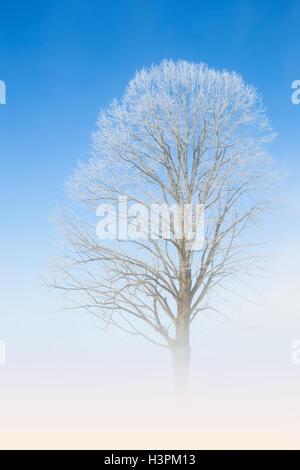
[0,0,300,399]
[1,0,299,248]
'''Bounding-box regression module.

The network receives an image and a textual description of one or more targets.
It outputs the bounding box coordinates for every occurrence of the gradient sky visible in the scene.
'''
[1,0,300,447]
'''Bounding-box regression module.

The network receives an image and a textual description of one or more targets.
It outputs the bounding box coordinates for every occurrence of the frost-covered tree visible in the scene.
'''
[52,60,275,395]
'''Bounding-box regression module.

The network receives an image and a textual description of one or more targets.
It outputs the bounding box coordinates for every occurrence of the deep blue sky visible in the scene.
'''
[1,0,300,242]
[0,0,300,365]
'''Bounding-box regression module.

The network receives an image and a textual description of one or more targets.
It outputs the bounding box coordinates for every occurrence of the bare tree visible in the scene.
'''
[51,60,275,396]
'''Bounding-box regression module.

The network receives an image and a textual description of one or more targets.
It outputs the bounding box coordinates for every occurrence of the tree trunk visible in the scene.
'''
[172,314,191,400]
[172,253,192,399]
